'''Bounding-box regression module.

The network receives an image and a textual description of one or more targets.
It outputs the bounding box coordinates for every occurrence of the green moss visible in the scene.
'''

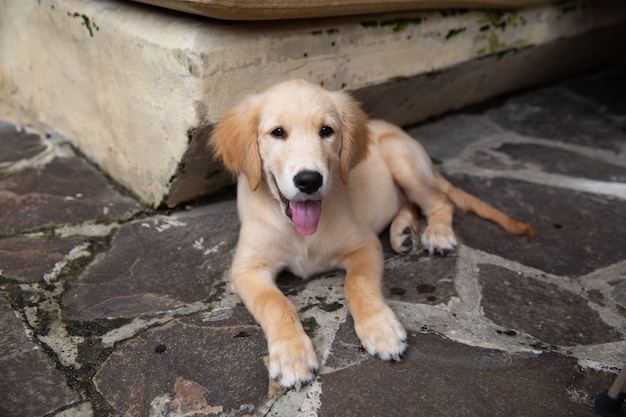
[301,317,319,336]
[186,126,197,143]
[299,304,316,313]
[480,10,526,32]
[558,1,592,18]
[445,27,466,40]
[389,75,409,83]
[312,28,339,37]
[300,296,344,313]
[68,12,99,37]
[587,289,605,306]
[361,21,379,28]
[380,17,423,33]
[474,31,528,57]
[176,160,186,175]
[530,341,559,351]
[440,8,469,17]
[318,301,342,312]
[207,281,227,303]
[488,33,505,52]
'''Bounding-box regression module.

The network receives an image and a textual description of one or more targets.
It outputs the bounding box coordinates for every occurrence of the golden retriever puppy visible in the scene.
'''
[210,79,532,389]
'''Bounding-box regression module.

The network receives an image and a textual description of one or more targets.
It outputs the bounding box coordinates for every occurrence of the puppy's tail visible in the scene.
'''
[436,175,534,240]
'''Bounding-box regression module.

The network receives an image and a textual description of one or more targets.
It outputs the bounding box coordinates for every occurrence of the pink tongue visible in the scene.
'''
[289,200,322,235]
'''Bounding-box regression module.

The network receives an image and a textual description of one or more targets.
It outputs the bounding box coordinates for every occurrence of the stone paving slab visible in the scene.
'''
[94,309,268,417]
[0,294,80,417]
[0,64,625,417]
[0,124,142,236]
[0,235,87,283]
[319,332,614,417]
[62,203,238,321]
[478,264,622,346]
[450,176,626,277]
[484,86,626,153]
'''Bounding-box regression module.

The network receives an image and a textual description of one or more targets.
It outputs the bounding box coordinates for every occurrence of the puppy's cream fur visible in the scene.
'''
[210,80,532,389]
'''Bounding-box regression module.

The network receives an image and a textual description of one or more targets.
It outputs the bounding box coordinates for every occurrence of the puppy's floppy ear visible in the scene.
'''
[209,96,262,191]
[333,91,371,184]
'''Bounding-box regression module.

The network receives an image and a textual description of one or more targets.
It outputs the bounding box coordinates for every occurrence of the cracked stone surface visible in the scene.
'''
[94,309,268,417]
[0,140,142,235]
[478,264,623,346]
[62,203,238,321]
[319,332,614,417]
[485,86,626,153]
[0,294,80,417]
[450,177,626,277]
[0,235,87,283]
[1,65,625,417]
[383,251,458,305]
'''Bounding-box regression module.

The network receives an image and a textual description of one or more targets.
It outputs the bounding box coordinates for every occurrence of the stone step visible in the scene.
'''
[1,0,625,206]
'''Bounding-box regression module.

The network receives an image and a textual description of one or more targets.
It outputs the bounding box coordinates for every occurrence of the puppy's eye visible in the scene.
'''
[320,126,334,138]
[271,127,286,139]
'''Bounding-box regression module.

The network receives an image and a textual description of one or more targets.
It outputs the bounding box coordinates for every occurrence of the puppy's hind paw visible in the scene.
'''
[421,224,457,255]
[391,227,417,255]
[390,213,419,255]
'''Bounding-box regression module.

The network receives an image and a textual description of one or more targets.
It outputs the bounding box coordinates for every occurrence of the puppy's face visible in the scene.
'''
[256,82,344,235]
[211,80,370,236]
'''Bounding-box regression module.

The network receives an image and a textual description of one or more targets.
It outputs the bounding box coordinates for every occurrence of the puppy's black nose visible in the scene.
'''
[294,171,323,194]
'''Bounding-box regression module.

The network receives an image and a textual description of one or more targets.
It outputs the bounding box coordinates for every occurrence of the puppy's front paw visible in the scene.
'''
[268,333,319,390]
[421,224,457,255]
[354,306,407,361]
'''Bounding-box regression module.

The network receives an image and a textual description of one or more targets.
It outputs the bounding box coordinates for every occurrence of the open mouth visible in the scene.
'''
[277,188,322,236]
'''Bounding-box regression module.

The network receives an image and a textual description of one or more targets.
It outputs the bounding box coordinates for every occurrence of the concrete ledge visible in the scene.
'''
[1,0,625,206]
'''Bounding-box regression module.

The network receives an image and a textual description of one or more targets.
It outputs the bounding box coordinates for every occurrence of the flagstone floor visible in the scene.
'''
[1,64,625,417]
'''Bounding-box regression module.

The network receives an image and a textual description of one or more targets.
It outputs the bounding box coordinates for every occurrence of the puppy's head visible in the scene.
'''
[210,79,370,235]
